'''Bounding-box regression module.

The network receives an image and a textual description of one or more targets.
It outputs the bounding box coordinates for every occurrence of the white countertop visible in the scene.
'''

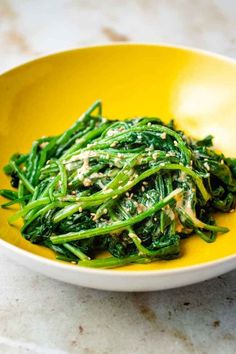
[0,1,236,353]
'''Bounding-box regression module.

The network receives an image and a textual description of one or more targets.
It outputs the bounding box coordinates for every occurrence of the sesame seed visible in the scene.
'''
[203,162,210,171]
[39,142,49,149]
[103,208,108,214]
[83,178,92,187]
[174,140,178,146]
[167,151,176,157]
[147,122,152,127]
[161,132,166,139]
[79,207,83,213]
[141,186,145,192]
[152,152,158,160]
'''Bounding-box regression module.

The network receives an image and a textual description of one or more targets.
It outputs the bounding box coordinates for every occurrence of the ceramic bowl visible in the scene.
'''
[1,44,236,291]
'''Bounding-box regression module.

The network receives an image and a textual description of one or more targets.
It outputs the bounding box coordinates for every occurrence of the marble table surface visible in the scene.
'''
[0,1,236,353]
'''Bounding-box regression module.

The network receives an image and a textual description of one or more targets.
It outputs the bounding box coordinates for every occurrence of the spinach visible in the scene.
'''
[1,101,235,268]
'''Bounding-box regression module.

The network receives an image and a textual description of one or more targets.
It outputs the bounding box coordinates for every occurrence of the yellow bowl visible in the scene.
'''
[1,44,236,290]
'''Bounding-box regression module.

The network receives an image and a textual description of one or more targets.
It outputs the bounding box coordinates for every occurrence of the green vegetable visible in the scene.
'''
[1,101,235,268]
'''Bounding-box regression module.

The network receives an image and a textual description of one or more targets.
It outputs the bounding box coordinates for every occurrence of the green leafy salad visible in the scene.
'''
[1,101,236,268]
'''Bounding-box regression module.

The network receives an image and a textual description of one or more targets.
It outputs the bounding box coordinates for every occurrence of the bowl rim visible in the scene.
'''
[1,42,236,276]
[1,41,236,78]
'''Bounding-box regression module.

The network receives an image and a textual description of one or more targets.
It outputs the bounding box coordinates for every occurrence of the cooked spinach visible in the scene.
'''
[1,101,235,268]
